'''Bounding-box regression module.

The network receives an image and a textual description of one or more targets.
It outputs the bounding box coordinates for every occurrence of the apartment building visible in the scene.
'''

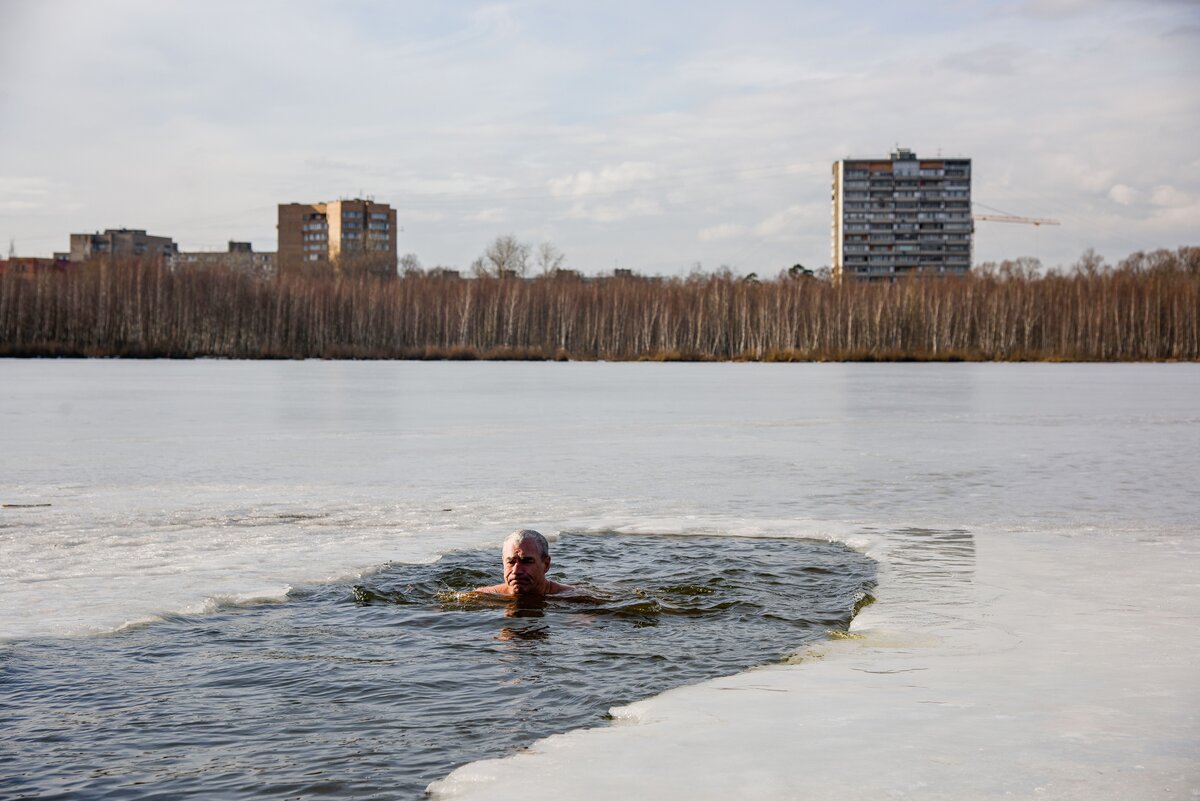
[832,148,972,282]
[277,198,397,277]
[68,228,179,262]
[169,241,276,275]
[0,256,76,275]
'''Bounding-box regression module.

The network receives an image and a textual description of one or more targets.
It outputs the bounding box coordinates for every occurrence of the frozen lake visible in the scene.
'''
[2,360,1198,798]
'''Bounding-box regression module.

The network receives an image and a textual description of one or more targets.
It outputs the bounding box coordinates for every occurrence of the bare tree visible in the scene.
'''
[1073,248,1107,276]
[399,252,423,275]
[483,235,530,278]
[536,241,566,276]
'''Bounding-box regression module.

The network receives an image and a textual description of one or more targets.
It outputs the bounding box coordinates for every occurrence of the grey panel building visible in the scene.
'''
[169,241,276,276]
[832,148,972,282]
[68,228,178,262]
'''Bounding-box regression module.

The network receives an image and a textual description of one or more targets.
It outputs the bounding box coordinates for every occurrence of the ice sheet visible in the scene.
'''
[430,525,1200,800]
[4,360,1197,798]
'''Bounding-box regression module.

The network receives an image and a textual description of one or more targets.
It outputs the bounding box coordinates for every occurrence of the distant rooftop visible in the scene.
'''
[838,147,970,162]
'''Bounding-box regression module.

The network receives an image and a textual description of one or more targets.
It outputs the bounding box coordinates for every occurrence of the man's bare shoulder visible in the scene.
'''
[471,583,513,596]
[469,581,578,597]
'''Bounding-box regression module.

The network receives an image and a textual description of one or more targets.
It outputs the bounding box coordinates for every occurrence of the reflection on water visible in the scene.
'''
[496,624,550,641]
[886,528,976,588]
[868,527,979,635]
[3,532,873,800]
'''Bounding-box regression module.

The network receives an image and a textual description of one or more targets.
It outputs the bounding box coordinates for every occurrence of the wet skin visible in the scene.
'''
[476,540,572,598]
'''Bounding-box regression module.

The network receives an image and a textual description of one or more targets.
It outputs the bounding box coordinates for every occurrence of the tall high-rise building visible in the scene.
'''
[831,148,972,282]
[277,198,397,277]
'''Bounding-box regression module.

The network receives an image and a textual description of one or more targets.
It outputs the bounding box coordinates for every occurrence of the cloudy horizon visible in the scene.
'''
[1,0,1197,275]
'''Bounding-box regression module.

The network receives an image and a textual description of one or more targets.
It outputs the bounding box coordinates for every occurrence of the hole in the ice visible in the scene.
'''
[3,532,875,800]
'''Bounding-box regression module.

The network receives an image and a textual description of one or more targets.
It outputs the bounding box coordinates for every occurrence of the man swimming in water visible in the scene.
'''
[475,529,574,597]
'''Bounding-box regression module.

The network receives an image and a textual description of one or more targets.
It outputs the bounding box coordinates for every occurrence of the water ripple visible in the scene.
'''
[3,532,874,800]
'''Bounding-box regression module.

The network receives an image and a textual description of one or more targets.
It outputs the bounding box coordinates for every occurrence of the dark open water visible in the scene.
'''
[2,532,875,800]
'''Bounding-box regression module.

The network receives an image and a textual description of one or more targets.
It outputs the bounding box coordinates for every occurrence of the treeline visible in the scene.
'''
[1,247,1197,361]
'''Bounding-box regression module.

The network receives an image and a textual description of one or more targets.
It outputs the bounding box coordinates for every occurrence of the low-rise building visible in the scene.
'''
[68,228,178,262]
[0,256,76,276]
[545,268,584,281]
[606,268,660,283]
[169,241,276,276]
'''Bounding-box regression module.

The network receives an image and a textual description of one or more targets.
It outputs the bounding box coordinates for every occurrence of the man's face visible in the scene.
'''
[503,539,551,596]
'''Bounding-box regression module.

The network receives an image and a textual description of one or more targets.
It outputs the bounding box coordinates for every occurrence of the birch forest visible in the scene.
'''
[1,247,1197,361]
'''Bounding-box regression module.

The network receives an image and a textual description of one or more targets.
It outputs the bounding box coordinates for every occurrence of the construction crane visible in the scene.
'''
[971,202,1060,226]
[972,213,1060,226]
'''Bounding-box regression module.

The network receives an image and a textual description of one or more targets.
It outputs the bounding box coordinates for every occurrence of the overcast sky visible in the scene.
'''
[1,0,1197,275]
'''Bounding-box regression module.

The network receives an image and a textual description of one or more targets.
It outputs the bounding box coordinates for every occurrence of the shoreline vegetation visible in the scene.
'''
[1,247,1197,362]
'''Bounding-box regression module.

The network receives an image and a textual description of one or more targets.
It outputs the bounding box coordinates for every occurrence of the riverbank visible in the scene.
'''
[2,248,1197,361]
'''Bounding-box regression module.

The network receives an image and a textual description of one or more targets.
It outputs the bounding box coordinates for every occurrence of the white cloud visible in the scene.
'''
[470,208,508,224]
[1150,185,1191,207]
[1108,184,1139,205]
[941,44,1029,76]
[677,53,814,88]
[699,223,747,242]
[0,200,42,212]
[0,176,52,214]
[0,176,51,198]
[548,162,660,198]
[781,163,823,177]
[1042,154,1118,194]
[1146,201,1200,232]
[753,206,809,241]
[469,4,521,37]
[1020,0,1104,18]
[1,1,1197,273]
[398,209,449,223]
[561,198,663,224]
